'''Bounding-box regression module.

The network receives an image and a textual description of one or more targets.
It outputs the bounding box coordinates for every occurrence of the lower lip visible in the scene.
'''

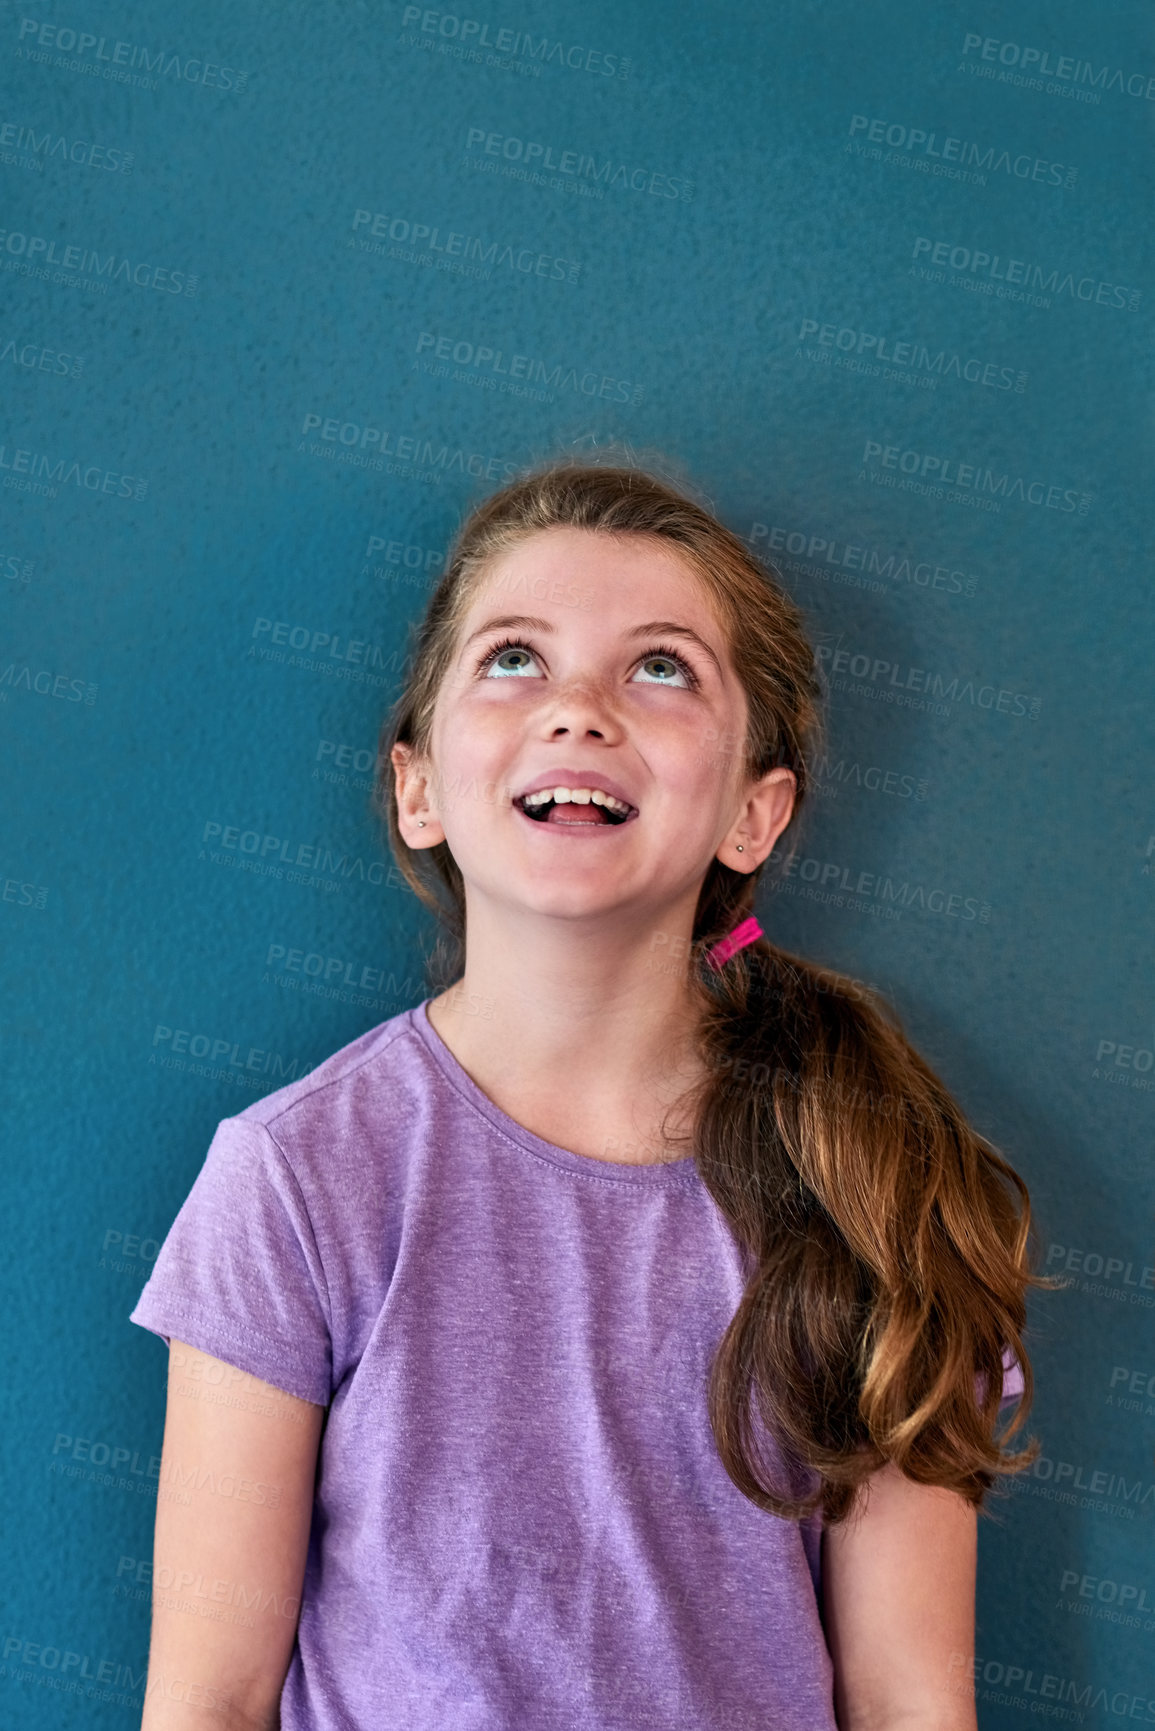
[514,803,638,836]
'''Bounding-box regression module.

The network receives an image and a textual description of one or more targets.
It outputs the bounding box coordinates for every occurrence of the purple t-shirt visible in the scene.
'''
[131,1000,1023,1731]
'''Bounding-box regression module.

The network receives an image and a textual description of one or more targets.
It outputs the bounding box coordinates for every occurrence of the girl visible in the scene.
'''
[132,458,1046,1731]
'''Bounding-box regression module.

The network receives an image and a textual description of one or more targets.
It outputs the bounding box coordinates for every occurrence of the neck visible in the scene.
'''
[425,895,710,1164]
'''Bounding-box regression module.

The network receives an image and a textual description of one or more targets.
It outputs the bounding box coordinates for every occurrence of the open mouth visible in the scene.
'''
[513,787,637,827]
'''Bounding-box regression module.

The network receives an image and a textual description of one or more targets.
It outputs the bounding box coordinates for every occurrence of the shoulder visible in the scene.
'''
[226,1002,433,1172]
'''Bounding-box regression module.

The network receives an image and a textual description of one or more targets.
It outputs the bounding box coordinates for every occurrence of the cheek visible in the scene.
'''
[456,694,532,769]
[434,686,513,760]
[679,747,746,841]
[429,704,520,823]
[652,711,735,785]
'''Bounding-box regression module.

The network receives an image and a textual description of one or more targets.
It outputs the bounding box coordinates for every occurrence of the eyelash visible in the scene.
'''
[474,635,701,691]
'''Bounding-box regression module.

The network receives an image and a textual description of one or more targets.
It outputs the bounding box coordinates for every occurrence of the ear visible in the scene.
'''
[716,767,796,874]
[390,743,443,849]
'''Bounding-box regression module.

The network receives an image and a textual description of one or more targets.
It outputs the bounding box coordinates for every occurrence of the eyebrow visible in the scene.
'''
[461,614,723,678]
[461,615,554,652]
[626,620,723,680]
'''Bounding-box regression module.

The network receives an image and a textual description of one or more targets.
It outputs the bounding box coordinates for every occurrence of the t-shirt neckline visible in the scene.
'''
[410,998,702,1189]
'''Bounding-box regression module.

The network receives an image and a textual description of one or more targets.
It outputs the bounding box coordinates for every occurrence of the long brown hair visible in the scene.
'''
[374,455,1055,1525]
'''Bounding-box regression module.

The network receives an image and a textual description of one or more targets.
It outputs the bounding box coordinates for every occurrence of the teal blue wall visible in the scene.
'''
[3,1,1153,1723]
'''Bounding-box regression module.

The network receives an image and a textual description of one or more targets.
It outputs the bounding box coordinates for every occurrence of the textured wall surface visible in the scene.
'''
[2,0,1153,1724]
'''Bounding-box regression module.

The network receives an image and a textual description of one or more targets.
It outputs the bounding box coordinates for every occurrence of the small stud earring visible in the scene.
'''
[735,844,744,852]
[417,820,426,828]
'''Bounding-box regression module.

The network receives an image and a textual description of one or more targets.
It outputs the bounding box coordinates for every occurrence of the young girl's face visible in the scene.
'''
[422,525,762,929]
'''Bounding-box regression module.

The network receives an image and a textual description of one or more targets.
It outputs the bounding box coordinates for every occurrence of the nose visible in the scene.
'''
[538,677,624,744]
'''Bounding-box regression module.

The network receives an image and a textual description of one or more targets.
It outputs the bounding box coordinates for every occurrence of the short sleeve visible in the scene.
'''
[973,1344,1025,1409]
[130,1115,332,1406]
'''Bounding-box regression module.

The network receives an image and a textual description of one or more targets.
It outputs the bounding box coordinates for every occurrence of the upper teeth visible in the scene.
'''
[522,786,631,814]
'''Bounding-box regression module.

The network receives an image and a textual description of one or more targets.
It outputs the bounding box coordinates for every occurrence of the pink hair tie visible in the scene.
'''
[706,915,764,971]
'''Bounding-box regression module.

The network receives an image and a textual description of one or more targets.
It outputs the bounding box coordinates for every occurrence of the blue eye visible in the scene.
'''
[480,640,543,678]
[632,652,692,688]
[475,636,699,688]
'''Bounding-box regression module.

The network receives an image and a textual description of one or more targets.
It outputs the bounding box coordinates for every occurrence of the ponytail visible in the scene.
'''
[680,855,1049,1523]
